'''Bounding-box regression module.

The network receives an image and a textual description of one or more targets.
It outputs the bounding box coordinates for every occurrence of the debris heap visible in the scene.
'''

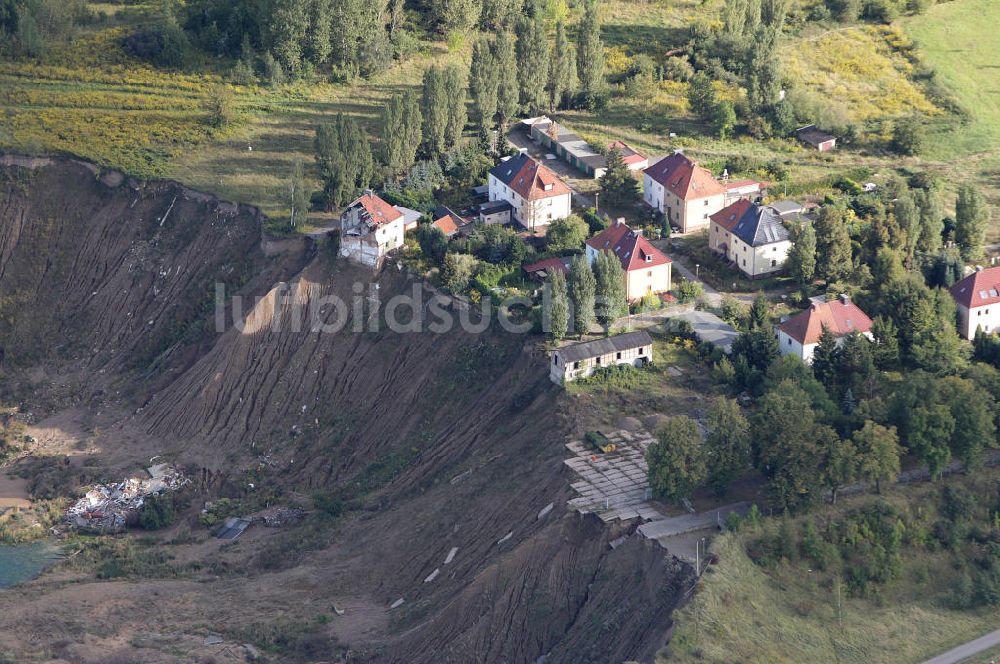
[65,463,188,533]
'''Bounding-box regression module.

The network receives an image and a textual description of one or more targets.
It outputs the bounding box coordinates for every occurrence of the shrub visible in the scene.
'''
[203,85,236,128]
[138,494,177,530]
[674,278,704,303]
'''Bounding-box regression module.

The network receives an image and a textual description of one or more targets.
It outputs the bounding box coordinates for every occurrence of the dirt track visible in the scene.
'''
[0,158,694,663]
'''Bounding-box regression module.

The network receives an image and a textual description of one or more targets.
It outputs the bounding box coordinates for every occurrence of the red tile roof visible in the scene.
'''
[353,194,403,227]
[523,256,572,276]
[643,152,727,200]
[432,215,459,236]
[491,154,571,201]
[950,266,1000,309]
[608,140,647,166]
[778,297,873,346]
[585,220,672,272]
[710,199,753,232]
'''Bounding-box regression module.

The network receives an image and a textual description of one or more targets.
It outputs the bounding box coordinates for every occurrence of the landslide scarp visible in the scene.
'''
[0,155,693,664]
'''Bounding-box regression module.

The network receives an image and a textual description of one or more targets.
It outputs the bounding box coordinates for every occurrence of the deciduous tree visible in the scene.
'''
[576,0,605,108]
[593,250,626,332]
[955,185,990,262]
[546,269,569,342]
[569,254,595,337]
[853,420,902,493]
[647,416,707,502]
[704,397,751,495]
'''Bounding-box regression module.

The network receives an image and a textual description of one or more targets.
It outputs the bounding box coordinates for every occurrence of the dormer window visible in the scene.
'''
[544,183,553,191]
[645,254,652,262]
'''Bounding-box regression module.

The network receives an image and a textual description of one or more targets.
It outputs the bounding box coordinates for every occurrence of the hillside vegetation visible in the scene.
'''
[665,471,1000,664]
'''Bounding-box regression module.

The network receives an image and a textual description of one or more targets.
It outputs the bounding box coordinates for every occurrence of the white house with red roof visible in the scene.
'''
[585,219,672,301]
[488,153,572,231]
[339,192,406,269]
[777,295,874,363]
[950,266,1000,339]
[643,151,761,233]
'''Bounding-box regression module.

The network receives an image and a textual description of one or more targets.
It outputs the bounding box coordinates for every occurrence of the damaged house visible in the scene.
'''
[339,192,406,269]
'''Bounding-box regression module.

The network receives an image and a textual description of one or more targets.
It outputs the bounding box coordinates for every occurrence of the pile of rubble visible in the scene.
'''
[65,463,188,533]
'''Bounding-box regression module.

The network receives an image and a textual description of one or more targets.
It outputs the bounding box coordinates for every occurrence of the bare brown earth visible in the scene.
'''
[0,157,694,663]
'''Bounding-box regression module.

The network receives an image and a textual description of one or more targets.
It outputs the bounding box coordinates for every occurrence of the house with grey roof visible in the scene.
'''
[708,200,794,279]
[550,331,653,385]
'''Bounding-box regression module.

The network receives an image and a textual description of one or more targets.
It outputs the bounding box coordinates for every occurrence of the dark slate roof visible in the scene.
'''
[479,200,513,213]
[731,204,791,247]
[556,331,653,363]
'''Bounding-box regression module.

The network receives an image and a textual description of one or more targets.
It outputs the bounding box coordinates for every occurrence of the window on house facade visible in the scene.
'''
[616,352,622,359]
[553,356,558,365]
[771,259,777,267]
[573,361,579,369]
[788,338,792,346]
[638,347,645,355]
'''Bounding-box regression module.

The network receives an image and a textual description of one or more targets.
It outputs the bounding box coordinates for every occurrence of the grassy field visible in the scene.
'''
[663,473,1000,664]
[0,7,465,230]
[902,0,1000,159]
[0,0,996,238]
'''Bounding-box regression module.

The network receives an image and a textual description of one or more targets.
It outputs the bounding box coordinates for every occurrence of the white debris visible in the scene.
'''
[537,503,554,520]
[497,531,513,545]
[65,463,188,533]
[444,547,458,565]
[390,598,405,609]
[424,568,440,583]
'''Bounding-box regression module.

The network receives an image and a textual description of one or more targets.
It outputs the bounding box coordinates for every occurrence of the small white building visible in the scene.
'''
[709,200,793,279]
[950,266,1000,339]
[488,153,572,231]
[339,193,405,269]
[777,295,874,364]
[550,330,653,385]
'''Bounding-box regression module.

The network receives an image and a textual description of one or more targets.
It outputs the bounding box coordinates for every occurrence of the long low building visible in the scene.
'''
[550,330,653,385]
[524,116,648,179]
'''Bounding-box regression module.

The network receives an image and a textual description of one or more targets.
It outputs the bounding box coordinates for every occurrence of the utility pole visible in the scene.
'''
[594,192,600,213]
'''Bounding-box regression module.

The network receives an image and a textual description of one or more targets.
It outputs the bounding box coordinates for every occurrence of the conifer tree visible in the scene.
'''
[599,148,639,206]
[314,113,374,209]
[814,204,852,283]
[786,222,816,285]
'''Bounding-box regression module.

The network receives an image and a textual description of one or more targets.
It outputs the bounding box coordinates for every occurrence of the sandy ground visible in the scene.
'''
[0,473,30,508]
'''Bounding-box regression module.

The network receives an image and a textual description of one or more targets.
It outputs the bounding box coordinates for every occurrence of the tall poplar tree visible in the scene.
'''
[576,0,605,109]
[495,30,519,131]
[547,21,575,110]
[444,63,469,148]
[421,65,449,157]
[470,37,500,136]
[547,269,569,342]
[569,254,595,337]
[381,91,422,176]
[515,14,550,113]
[593,251,626,333]
[955,185,989,262]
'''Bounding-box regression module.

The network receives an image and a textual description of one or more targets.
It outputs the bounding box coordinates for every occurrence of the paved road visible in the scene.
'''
[921,628,1000,664]
[638,502,749,540]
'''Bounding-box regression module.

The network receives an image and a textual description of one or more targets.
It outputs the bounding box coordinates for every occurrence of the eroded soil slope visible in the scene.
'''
[0,157,692,664]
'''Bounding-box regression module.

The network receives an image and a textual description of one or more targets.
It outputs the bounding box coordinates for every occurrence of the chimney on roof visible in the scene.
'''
[673,148,684,155]
[839,294,850,305]
[364,188,374,197]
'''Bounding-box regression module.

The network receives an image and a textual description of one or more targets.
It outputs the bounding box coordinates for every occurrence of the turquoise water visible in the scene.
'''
[0,541,60,588]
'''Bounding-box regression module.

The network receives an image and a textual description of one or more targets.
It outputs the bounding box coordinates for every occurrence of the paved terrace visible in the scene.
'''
[564,429,664,523]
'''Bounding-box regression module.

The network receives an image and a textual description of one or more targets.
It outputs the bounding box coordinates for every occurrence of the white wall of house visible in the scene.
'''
[643,176,726,233]
[778,330,812,363]
[709,222,790,279]
[550,344,651,385]
[626,263,671,300]
[488,173,570,230]
[778,329,874,364]
[339,216,404,268]
[957,303,1000,339]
